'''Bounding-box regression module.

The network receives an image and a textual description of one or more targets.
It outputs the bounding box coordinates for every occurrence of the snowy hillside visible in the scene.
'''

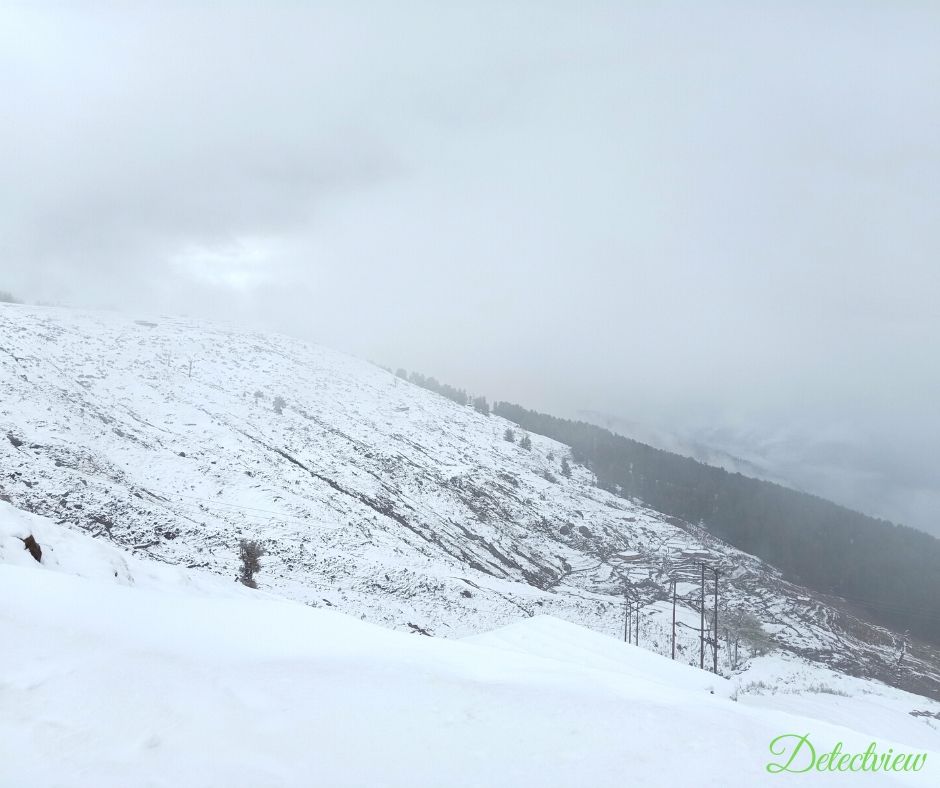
[1,513,938,787]
[2,303,939,700]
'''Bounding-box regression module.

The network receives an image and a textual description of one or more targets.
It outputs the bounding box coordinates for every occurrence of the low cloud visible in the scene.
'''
[2,1,938,533]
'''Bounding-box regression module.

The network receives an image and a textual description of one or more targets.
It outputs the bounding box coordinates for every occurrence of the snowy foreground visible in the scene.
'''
[2,506,938,787]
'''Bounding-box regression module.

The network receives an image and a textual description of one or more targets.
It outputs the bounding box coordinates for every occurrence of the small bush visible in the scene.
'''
[519,433,532,450]
[273,396,286,415]
[504,428,515,443]
[238,539,265,588]
[561,457,572,477]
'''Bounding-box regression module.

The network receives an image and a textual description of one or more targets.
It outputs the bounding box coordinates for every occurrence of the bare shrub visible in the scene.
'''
[238,539,265,588]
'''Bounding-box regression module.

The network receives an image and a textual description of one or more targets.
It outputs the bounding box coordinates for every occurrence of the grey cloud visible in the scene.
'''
[1,1,938,533]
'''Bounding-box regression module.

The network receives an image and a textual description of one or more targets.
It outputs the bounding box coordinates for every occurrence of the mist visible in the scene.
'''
[2,1,938,534]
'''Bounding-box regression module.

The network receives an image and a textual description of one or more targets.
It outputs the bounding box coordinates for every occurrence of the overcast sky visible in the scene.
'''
[1,2,938,534]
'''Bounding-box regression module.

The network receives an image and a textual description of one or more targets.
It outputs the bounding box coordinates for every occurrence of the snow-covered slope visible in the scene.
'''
[2,303,939,699]
[1,533,937,787]
[0,497,242,596]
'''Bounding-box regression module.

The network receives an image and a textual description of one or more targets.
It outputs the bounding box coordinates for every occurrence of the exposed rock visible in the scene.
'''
[21,534,42,562]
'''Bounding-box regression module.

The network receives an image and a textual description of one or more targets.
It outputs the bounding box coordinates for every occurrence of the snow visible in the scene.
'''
[1,562,937,787]
[736,654,940,754]
[2,304,937,697]
[3,303,940,782]
[2,508,938,786]
[467,615,732,697]
[0,500,246,597]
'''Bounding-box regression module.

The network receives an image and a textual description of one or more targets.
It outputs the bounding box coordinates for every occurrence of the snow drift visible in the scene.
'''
[2,507,939,786]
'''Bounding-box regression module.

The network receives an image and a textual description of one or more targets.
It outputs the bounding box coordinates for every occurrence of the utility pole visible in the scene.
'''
[713,567,719,674]
[671,579,677,660]
[699,562,705,670]
[624,593,630,643]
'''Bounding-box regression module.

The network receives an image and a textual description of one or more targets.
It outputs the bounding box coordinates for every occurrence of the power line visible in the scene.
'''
[713,566,719,675]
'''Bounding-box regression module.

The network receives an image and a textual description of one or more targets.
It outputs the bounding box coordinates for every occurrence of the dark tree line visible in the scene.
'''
[397,369,489,415]
[493,401,940,645]
[399,369,470,406]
